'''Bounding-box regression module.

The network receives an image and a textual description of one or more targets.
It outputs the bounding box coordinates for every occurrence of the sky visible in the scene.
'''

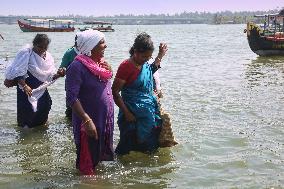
[1,0,283,16]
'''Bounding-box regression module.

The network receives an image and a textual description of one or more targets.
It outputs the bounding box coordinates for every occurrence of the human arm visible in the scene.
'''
[5,48,31,95]
[72,100,98,139]
[153,43,168,68]
[56,49,76,79]
[112,78,136,122]
[66,63,98,138]
[52,67,66,80]
[15,76,32,97]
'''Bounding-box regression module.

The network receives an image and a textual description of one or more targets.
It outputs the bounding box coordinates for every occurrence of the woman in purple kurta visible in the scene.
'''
[65,30,114,175]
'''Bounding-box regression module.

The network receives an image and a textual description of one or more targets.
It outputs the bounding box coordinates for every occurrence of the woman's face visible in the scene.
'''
[33,42,48,57]
[91,39,107,58]
[134,50,153,65]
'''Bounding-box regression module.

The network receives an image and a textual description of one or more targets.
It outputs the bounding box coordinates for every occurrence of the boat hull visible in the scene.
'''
[79,27,115,32]
[18,20,75,32]
[246,22,284,56]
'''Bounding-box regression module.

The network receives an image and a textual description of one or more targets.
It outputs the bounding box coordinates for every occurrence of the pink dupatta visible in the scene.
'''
[75,54,112,82]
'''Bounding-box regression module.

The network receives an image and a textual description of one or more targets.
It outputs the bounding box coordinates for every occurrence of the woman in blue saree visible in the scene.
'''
[112,33,168,155]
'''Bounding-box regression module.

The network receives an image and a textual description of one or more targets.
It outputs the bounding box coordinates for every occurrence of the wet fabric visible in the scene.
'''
[17,72,52,128]
[28,79,56,112]
[66,60,114,175]
[115,62,162,155]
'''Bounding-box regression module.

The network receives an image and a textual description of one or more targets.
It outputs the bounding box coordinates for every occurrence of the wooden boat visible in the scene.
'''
[79,21,115,32]
[245,9,284,56]
[18,19,75,32]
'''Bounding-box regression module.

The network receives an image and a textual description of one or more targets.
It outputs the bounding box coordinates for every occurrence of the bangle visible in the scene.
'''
[82,119,92,126]
[156,57,162,62]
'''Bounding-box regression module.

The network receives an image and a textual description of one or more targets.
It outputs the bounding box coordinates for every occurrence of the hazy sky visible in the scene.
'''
[1,0,283,16]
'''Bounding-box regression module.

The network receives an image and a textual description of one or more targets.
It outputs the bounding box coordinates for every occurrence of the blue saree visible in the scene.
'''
[115,63,162,155]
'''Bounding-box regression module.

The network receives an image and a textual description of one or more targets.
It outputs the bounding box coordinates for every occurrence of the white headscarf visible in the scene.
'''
[76,30,105,56]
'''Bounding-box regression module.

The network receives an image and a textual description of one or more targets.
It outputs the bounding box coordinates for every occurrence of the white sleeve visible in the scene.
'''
[5,47,31,80]
[153,71,162,91]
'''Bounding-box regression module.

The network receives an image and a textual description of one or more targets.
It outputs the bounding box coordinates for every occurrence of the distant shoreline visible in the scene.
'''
[0,9,282,25]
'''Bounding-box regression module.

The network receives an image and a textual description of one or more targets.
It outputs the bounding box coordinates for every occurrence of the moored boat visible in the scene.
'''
[245,9,284,56]
[79,21,115,32]
[18,19,75,32]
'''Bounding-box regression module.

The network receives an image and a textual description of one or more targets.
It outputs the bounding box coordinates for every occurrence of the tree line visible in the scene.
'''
[0,9,283,25]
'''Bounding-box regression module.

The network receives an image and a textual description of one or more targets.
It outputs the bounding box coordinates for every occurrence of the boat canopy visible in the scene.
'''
[24,18,75,23]
[254,14,278,18]
[254,9,284,18]
[83,21,112,25]
[53,19,75,23]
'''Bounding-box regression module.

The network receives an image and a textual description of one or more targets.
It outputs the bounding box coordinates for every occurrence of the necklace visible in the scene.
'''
[131,57,141,69]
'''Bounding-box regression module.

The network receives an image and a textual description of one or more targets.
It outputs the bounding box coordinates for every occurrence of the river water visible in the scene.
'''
[0,24,283,189]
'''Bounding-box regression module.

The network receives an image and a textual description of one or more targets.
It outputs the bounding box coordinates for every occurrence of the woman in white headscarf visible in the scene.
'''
[66,30,114,175]
[5,34,65,128]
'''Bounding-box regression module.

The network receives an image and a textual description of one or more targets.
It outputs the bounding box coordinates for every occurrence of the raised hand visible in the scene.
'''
[158,43,168,58]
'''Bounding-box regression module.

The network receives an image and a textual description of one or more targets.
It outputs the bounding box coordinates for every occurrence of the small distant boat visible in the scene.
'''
[245,9,284,56]
[79,21,115,32]
[18,19,75,32]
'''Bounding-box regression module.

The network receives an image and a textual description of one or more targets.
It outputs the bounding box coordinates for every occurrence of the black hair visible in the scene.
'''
[74,35,78,47]
[32,34,50,46]
[129,32,154,57]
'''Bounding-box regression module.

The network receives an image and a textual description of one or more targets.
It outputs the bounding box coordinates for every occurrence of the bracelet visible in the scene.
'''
[156,57,162,61]
[22,84,28,89]
[82,119,92,126]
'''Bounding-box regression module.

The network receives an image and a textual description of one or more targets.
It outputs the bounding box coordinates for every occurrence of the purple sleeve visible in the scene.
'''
[66,61,82,107]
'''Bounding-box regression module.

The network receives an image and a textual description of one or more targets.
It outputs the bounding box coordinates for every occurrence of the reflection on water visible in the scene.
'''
[245,56,284,88]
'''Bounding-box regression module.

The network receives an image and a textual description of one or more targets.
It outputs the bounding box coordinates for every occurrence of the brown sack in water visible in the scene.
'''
[159,105,178,148]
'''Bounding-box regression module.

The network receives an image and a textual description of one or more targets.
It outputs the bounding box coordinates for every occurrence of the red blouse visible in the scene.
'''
[115,59,141,85]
